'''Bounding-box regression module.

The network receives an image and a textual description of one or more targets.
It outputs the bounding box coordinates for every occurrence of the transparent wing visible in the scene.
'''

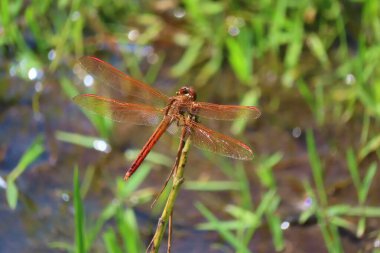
[79,56,169,106]
[167,121,180,135]
[188,102,261,120]
[73,94,163,126]
[185,120,253,160]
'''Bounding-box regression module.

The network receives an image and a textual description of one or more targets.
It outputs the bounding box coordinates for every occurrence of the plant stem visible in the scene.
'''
[149,135,192,252]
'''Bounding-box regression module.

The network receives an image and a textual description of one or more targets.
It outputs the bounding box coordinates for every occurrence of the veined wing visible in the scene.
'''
[188,102,261,121]
[73,94,163,126]
[185,120,253,160]
[79,56,169,106]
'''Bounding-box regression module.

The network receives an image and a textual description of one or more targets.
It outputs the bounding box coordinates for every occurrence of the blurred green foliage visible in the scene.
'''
[2,0,380,132]
[5,135,44,209]
[2,0,380,252]
[304,130,380,253]
[50,165,151,253]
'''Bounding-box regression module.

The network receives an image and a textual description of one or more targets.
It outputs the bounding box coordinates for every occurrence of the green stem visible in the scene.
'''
[150,136,192,252]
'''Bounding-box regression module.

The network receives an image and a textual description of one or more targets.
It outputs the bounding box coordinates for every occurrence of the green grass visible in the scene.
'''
[51,166,150,253]
[304,130,380,253]
[73,166,86,253]
[2,0,380,134]
[5,135,44,209]
[188,154,284,252]
[2,0,380,252]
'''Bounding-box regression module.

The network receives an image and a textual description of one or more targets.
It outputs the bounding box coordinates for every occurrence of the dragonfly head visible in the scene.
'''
[177,86,197,100]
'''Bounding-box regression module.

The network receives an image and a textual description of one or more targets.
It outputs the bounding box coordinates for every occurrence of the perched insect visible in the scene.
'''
[74,56,261,180]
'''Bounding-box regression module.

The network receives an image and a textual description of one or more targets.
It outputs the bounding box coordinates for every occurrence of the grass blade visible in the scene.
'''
[117,208,142,253]
[56,131,110,152]
[306,129,327,206]
[346,148,361,193]
[6,135,44,209]
[359,162,377,202]
[103,228,123,253]
[73,166,86,253]
[195,202,250,253]
[5,180,18,210]
[8,135,44,181]
[171,38,203,77]
[184,180,241,191]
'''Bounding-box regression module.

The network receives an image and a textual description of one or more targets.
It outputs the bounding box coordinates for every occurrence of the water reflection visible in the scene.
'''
[83,74,94,87]
[28,68,38,80]
[292,127,302,138]
[345,73,356,85]
[173,8,186,19]
[0,176,6,189]
[228,26,240,37]
[128,29,140,41]
[9,65,16,77]
[48,49,56,61]
[34,82,43,92]
[281,221,290,230]
[93,139,111,153]
[61,192,70,202]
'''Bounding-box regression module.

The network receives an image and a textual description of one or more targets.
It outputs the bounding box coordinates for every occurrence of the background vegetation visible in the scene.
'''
[1,0,380,252]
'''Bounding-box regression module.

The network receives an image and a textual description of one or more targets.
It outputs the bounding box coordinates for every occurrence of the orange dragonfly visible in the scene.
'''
[74,56,261,180]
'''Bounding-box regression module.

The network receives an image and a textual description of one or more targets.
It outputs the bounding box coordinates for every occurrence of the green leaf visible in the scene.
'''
[200,1,224,15]
[284,18,303,68]
[299,181,317,224]
[5,135,44,209]
[307,33,329,67]
[184,180,241,191]
[306,129,327,206]
[48,241,74,251]
[255,153,283,189]
[195,202,250,253]
[171,38,203,77]
[198,220,251,230]
[328,204,380,217]
[195,49,223,85]
[346,148,361,193]
[231,89,260,135]
[266,196,284,252]
[86,201,120,249]
[359,134,380,160]
[357,217,366,238]
[225,33,253,84]
[125,149,171,167]
[73,167,85,253]
[56,131,109,151]
[359,162,377,202]
[117,208,142,253]
[103,228,123,253]
[6,180,18,210]
[116,163,153,198]
[297,79,314,110]
[8,135,44,181]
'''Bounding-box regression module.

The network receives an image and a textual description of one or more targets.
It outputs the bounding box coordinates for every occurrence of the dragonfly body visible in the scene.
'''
[74,56,261,180]
[125,87,196,180]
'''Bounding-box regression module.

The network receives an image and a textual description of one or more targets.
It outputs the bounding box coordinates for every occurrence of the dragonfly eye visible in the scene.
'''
[179,86,196,100]
[187,87,197,100]
[178,87,189,94]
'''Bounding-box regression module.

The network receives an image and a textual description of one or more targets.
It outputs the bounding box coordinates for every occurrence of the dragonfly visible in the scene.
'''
[73,56,261,180]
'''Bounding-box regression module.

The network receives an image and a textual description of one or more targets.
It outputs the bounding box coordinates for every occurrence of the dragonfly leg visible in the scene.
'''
[150,161,177,208]
[150,126,188,208]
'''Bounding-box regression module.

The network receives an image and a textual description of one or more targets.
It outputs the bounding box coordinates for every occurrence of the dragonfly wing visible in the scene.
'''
[185,120,253,160]
[79,56,169,106]
[189,102,261,121]
[167,121,180,135]
[73,94,163,126]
